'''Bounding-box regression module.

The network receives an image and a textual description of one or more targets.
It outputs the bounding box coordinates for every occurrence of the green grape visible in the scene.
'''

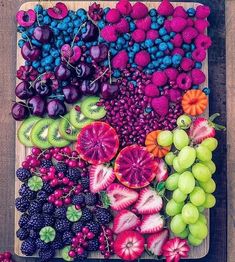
[197,206,205,213]
[166,199,184,216]
[192,163,212,182]
[189,220,208,239]
[196,144,212,162]
[173,129,190,150]
[174,228,189,239]
[198,214,207,224]
[201,160,216,174]
[170,214,186,234]
[165,173,180,191]
[165,152,176,166]
[199,179,216,193]
[201,137,218,151]
[181,203,199,224]
[203,193,216,208]
[178,171,195,194]
[189,187,206,206]
[173,157,185,173]
[178,146,196,169]
[188,234,203,246]
[177,115,192,130]
[157,130,173,147]
[173,189,187,203]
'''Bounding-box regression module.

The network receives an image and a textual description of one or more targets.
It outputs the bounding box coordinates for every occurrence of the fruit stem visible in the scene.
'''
[36,1,41,27]
[108,51,112,84]
[37,149,48,160]
[18,29,33,49]
[71,22,87,48]
[30,72,47,88]
[101,226,110,253]
[11,100,33,110]
[209,113,226,131]
[90,68,109,85]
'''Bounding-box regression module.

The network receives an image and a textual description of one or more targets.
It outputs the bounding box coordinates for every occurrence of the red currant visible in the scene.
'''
[68,250,76,258]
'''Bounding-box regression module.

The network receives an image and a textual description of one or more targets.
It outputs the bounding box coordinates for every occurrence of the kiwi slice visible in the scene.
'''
[59,114,80,141]
[81,96,106,120]
[69,104,93,129]
[48,119,71,147]
[30,118,54,149]
[17,116,41,147]
[60,246,74,261]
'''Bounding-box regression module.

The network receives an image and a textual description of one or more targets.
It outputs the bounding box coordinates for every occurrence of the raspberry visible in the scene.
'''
[62,231,73,245]
[106,8,121,23]
[87,238,99,251]
[192,48,206,62]
[94,207,113,225]
[115,18,129,33]
[157,0,174,16]
[131,2,148,19]
[171,33,183,48]
[196,5,210,19]
[72,221,84,233]
[67,168,81,182]
[80,207,93,222]
[39,248,55,262]
[195,34,212,50]
[152,71,168,86]
[112,50,129,70]
[191,69,206,85]
[55,219,70,232]
[40,159,53,169]
[165,68,179,81]
[173,6,187,18]
[134,50,150,67]
[86,221,101,235]
[16,228,29,240]
[170,17,187,33]
[116,0,132,15]
[84,193,98,206]
[136,16,151,31]
[54,207,67,219]
[21,238,36,256]
[16,168,31,182]
[15,197,30,213]
[180,58,194,71]
[177,73,192,90]
[194,19,209,33]
[19,183,36,200]
[42,203,55,215]
[72,194,85,205]
[132,29,146,43]
[101,25,118,42]
[182,27,198,44]
[28,214,45,230]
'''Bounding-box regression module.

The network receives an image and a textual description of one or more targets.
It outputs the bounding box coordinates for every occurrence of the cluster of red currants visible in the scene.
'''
[0,252,13,262]
[98,226,115,259]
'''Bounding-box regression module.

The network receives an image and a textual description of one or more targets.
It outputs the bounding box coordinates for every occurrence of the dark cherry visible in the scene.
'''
[28,95,46,117]
[34,80,52,96]
[55,64,71,80]
[15,81,35,100]
[80,80,100,95]
[21,42,41,61]
[75,63,93,79]
[90,44,108,62]
[101,83,119,99]
[33,26,53,43]
[81,21,99,42]
[11,102,29,121]
[47,99,67,118]
[62,85,81,104]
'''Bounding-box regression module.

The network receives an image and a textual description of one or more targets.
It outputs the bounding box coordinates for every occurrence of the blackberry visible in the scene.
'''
[67,168,81,182]
[16,167,31,182]
[80,207,93,222]
[16,228,29,240]
[84,193,98,206]
[19,183,36,200]
[94,207,113,225]
[28,201,42,215]
[56,162,68,173]
[28,214,45,230]
[55,219,70,232]
[86,221,101,235]
[42,182,54,193]
[21,238,36,256]
[15,197,30,212]
[87,238,99,251]
[62,231,73,245]
[39,248,55,261]
[81,176,89,189]
[54,206,67,219]
[72,194,85,206]
[29,230,39,239]
[42,203,55,215]
[51,233,63,250]
[72,221,84,234]
[37,190,48,203]
[40,159,53,169]
[18,213,30,229]
[43,214,55,227]
[77,250,88,260]
[36,238,51,250]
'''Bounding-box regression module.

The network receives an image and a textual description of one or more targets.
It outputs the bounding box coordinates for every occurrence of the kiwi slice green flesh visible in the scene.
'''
[81,96,106,120]
[69,105,93,129]
[59,114,80,142]
[48,120,71,147]
[30,118,54,149]
[60,246,74,261]
[17,116,41,147]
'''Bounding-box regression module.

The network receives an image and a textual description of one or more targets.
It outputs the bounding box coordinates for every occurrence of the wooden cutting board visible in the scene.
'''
[15,1,209,259]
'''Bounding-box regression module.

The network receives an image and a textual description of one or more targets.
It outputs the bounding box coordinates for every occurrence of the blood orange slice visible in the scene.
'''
[114,145,157,189]
[76,122,119,165]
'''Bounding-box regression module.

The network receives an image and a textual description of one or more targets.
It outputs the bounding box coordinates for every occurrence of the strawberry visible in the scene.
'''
[146,229,169,256]
[114,230,145,261]
[134,187,163,214]
[156,159,168,182]
[106,183,139,211]
[189,113,225,144]
[113,210,141,234]
[162,237,190,262]
[89,164,115,193]
[139,213,164,234]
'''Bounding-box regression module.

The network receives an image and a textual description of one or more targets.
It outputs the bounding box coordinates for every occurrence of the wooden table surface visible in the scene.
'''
[0,0,229,261]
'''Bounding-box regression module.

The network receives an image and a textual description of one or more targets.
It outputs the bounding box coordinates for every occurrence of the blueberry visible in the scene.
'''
[68,22,73,28]
[42,44,51,52]
[170,32,176,38]
[34,4,43,14]
[52,28,60,36]
[151,16,157,22]
[162,35,170,42]
[203,87,210,95]
[157,16,165,25]
[42,52,48,58]
[45,55,53,65]
[51,49,60,58]
[74,19,82,27]
[163,56,172,65]
[32,39,42,47]
[159,42,168,51]
[145,39,154,47]
[151,22,159,30]
[191,44,196,51]
[133,43,140,52]
[113,69,121,78]
[81,15,88,22]
[129,22,136,31]
[43,16,51,25]
[43,10,47,16]
[110,48,118,55]
[76,8,86,17]
[167,42,174,50]
[150,54,155,60]
[195,62,202,69]
[148,63,154,69]
[156,51,164,58]
[32,61,40,69]
[187,7,196,17]
[160,63,167,69]
[172,54,182,65]
[149,8,157,17]
[51,21,58,28]
[97,20,105,29]
[56,39,64,49]
[38,67,44,73]
[103,7,110,14]
[186,52,192,58]
[159,27,167,36]
[155,38,162,45]
[182,44,190,51]
[192,85,199,89]
[64,17,71,23]
[65,36,71,43]
[45,65,52,71]
[18,39,25,48]
[55,57,61,66]
[28,28,35,35]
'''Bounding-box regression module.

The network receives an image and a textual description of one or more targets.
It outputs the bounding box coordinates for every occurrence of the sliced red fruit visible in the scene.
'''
[76,122,119,165]
[156,158,168,182]
[114,145,157,189]
[162,237,190,262]
[113,210,141,234]
[106,183,138,211]
[47,2,68,20]
[134,187,163,215]
[114,230,145,261]
[139,213,164,234]
[146,229,169,256]
[89,164,115,193]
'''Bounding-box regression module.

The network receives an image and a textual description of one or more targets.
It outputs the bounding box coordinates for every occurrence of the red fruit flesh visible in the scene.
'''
[114,145,157,189]
[47,2,68,20]
[146,229,169,256]
[139,213,164,234]
[16,9,36,27]
[134,187,163,215]
[114,230,145,261]
[107,183,138,211]
[76,122,119,165]
[89,164,115,193]
[113,210,141,234]
[156,159,168,182]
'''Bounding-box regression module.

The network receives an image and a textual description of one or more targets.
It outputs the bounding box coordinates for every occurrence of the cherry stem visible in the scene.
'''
[71,22,87,48]
[61,186,76,199]
[12,100,33,110]
[37,149,48,160]
[18,29,33,49]
[30,72,47,88]
[108,51,112,84]
[90,68,109,85]
[62,58,76,69]
[36,1,41,27]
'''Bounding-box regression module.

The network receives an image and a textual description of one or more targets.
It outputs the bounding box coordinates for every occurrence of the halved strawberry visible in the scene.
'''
[139,213,164,234]
[147,229,169,256]
[134,187,163,214]
[162,237,190,262]
[156,159,168,182]
[106,183,139,211]
[113,210,141,234]
[114,230,145,261]
[89,164,115,193]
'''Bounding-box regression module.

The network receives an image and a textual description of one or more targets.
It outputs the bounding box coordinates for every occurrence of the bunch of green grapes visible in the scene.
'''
[157,115,217,247]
